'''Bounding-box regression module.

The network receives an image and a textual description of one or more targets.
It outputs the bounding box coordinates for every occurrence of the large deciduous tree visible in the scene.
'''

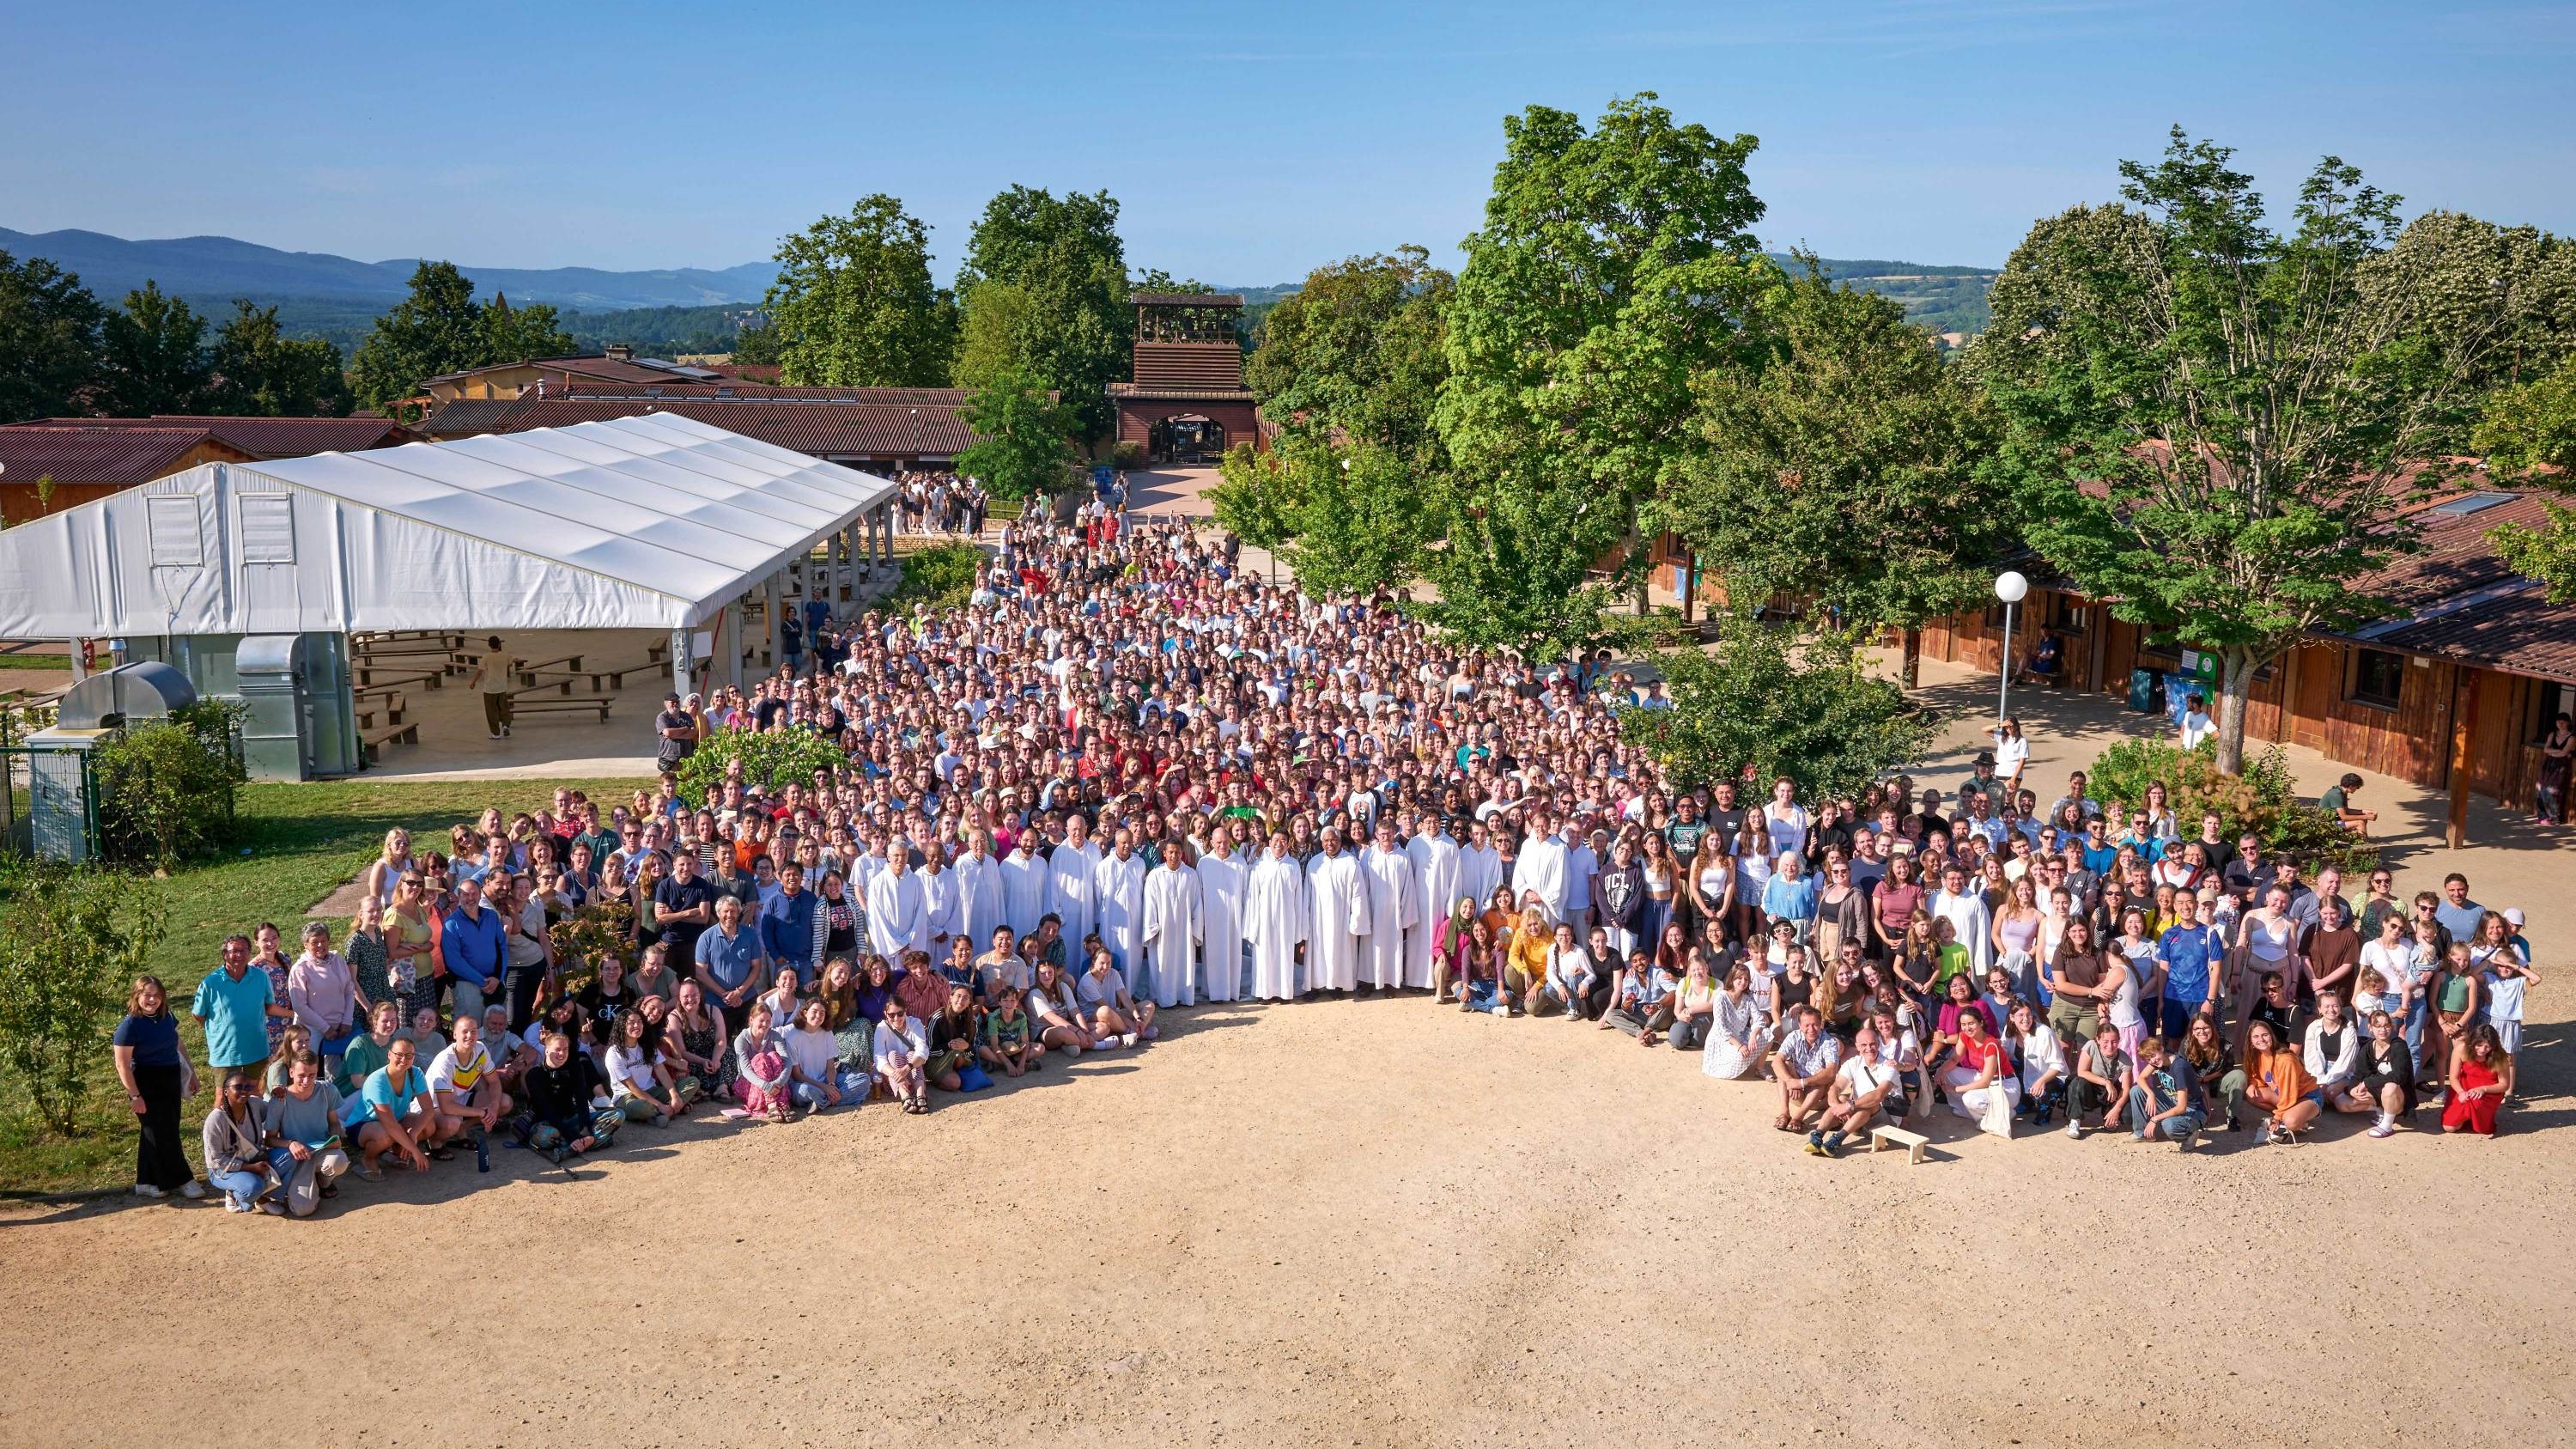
[349,262,572,408]
[1429,94,1773,655]
[766,196,957,388]
[205,300,354,417]
[1246,246,1452,465]
[97,282,212,417]
[956,365,1079,501]
[1617,611,1935,801]
[0,248,106,423]
[1974,129,2512,774]
[957,187,1130,441]
[1662,259,2004,680]
[2478,356,2576,600]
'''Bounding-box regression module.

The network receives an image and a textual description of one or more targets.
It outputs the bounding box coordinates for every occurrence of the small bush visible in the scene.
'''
[1108,441,1145,470]
[545,894,635,995]
[889,543,983,612]
[675,725,849,801]
[0,859,167,1135]
[92,699,248,873]
[2086,737,2380,874]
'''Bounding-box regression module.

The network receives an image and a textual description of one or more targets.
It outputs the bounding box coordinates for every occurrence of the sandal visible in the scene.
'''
[428,1146,455,1161]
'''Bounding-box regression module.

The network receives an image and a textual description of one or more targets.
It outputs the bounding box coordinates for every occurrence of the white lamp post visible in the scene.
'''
[1993,569,2029,721]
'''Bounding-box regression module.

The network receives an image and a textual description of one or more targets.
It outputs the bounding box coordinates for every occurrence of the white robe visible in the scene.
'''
[999,849,1049,940]
[1194,849,1249,1002]
[1046,841,1103,953]
[1243,851,1308,1001]
[1304,849,1369,991]
[918,866,961,955]
[1405,831,1463,990]
[1139,864,1202,1009]
[1356,844,1418,989]
[1459,843,1504,914]
[953,849,1007,955]
[1511,833,1571,922]
[1093,851,1150,977]
[865,868,927,959]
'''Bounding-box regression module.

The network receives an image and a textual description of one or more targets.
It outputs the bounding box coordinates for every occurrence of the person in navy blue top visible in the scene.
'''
[112,975,202,1198]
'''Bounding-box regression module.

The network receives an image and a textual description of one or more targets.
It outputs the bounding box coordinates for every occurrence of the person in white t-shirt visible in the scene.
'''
[2178,693,2216,749]
[1809,1021,1901,1156]
[423,1015,509,1157]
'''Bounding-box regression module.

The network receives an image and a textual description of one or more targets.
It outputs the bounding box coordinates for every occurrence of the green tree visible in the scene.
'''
[1617,611,1935,800]
[0,247,106,423]
[1973,129,2512,773]
[2478,355,2576,600]
[204,301,354,417]
[349,262,489,407]
[729,319,783,367]
[477,291,574,372]
[956,365,1079,500]
[1247,246,1453,465]
[957,187,1131,441]
[1662,259,2005,681]
[1428,94,1774,655]
[765,196,957,388]
[97,282,212,417]
[1208,441,1306,581]
[951,279,1033,389]
[0,860,167,1135]
[1251,435,1435,597]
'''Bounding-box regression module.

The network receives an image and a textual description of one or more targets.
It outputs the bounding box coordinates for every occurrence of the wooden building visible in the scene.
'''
[1107,294,1263,464]
[417,384,978,472]
[0,416,421,526]
[1917,487,2576,815]
[411,345,730,405]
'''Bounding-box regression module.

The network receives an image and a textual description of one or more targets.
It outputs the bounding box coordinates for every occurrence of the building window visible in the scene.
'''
[2534,681,2576,743]
[2348,648,2406,710]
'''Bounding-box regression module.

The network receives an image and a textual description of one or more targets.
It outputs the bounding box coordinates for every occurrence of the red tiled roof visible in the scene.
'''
[0,423,249,484]
[552,382,970,405]
[438,396,977,458]
[2334,487,2576,682]
[143,414,416,458]
[1107,383,1261,402]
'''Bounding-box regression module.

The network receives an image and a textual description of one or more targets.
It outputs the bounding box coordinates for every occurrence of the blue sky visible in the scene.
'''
[5,1,2571,282]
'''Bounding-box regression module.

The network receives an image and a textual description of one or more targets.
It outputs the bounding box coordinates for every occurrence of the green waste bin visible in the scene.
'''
[2127,668,2160,714]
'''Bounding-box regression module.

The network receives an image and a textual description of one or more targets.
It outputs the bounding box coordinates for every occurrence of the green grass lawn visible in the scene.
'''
[0,653,70,671]
[0,775,641,1196]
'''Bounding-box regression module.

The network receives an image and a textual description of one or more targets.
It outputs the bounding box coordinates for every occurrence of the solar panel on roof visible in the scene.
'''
[2430,491,2514,515]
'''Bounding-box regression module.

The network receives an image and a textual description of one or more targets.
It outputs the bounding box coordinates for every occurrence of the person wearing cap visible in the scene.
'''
[655,692,700,773]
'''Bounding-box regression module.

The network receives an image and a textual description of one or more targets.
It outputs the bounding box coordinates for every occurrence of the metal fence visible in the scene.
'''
[0,743,97,861]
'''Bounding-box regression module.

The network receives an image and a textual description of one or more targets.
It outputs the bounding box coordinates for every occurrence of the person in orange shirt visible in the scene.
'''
[2242,1017,2322,1146]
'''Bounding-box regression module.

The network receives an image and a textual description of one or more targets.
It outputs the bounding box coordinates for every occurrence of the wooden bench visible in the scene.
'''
[354,691,407,730]
[511,697,613,724]
[361,720,420,762]
[512,674,577,698]
[574,661,657,692]
[1868,1125,1930,1165]
[647,640,669,664]
[513,654,583,687]
[352,665,444,691]
[354,630,463,649]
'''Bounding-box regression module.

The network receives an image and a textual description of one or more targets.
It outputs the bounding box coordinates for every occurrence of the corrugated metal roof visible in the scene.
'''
[0,424,245,484]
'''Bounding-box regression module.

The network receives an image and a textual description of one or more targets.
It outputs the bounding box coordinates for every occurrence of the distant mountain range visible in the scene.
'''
[2,227,1998,345]
[0,227,778,311]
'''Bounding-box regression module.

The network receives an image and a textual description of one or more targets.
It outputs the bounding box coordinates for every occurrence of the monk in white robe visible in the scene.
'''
[1046,817,1103,955]
[1194,836,1249,1002]
[1139,841,1203,1009]
[999,837,1049,940]
[1304,834,1369,992]
[1243,835,1308,1001]
[865,855,927,959]
[1404,816,1463,990]
[953,831,1008,955]
[1092,831,1151,983]
[1356,823,1418,989]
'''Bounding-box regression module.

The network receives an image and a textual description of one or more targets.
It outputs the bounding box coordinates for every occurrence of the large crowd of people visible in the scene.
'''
[113,502,2543,1214]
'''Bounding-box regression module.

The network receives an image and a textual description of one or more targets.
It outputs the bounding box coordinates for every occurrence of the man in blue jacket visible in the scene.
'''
[440,877,507,1024]
[759,865,818,987]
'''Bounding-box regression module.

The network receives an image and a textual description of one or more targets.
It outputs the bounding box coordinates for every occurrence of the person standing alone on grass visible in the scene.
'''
[470,636,513,740]
[114,976,204,1200]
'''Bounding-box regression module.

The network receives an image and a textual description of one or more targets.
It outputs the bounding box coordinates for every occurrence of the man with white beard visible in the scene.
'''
[864,848,928,959]
[1194,829,1249,1002]
[952,827,1006,957]
[1304,825,1369,994]
[998,830,1049,940]
[1139,838,1203,1009]
[1046,814,1103,955]
[1093,828,1151,983]
[1243,831,1308,1001]
[1355,819,1418,992]
[1404,812,1463,991]
[1458,818,1504,915]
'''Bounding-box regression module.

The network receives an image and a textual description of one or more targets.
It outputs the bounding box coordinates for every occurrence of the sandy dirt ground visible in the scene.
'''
[3,658,2569,1449]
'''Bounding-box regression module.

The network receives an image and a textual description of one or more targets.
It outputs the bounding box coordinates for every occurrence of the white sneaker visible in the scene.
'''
[131,1183,165,1199]
[1119,1032,1139,1048]
[2367,1113,2396,1139]
[179,1180,206,1200]
[2064,1123,2084,1140]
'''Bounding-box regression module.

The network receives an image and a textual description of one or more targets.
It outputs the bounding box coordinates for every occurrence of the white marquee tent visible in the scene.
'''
[0,412,902,642]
